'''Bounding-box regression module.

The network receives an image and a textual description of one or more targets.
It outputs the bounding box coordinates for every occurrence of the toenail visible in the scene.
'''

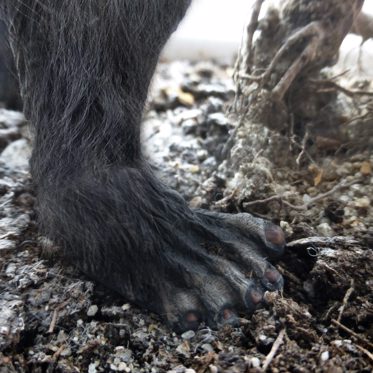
[218,307,239,326]
[265,268,281,284]
[181,311,201,332]
[265,224,285,246]
[185,311,199,323]
[249,289,263,305]
[222,308,235,320]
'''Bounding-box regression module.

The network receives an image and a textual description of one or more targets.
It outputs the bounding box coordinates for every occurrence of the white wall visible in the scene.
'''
[162,0,252,63]
[162,0,373,68]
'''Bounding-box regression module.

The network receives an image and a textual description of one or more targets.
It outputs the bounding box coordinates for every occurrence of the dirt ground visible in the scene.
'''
[0,60,372,372]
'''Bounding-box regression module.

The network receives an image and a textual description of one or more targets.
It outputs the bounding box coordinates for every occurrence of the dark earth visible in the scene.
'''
[0,58,372,372]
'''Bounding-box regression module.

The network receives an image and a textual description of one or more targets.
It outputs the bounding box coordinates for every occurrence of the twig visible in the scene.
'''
[323,301,339,321]
[294,179,360,208]
[48,301,69,333]
[233,0,264,107]
[295,126,310,165]
[277,265,302,285]
[244,178,360,210]
[263,21,322,87]
[355,344,373,362]
[52,345,65,360]
[262,329,286,371]
[48,309,59,334]
[331,319,373,350]
[243,0,264,73]
[337,279,354,322]
[311,79,373,97]
[286,236,359,249]
[273,34,320,100]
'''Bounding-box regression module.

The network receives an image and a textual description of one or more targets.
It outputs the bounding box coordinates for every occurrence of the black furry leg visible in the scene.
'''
[0,0,286,331]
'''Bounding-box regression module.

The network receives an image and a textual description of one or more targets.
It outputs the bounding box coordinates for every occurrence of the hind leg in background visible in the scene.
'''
[0,0,285,331]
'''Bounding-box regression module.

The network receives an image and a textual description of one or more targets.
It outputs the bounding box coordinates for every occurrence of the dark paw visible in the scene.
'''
[153,211,285,332]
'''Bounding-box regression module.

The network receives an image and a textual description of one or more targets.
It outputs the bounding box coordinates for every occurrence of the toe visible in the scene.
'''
[263,222,285,257]
[217,307,240,327]
[178,310,204,331]
[244,281,264,311]
[262,264,284,291]
[219,212,285,258]
[163,291,205,332]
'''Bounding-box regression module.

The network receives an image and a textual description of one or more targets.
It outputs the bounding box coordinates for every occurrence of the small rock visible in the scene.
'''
[280,220,293,236]
[250,357,261,368]
[88,363,97,373]
[209,365,218,373]
[117,362,130,372]
[87,305,98,317]
[321,351,329,361]
[333,340,343,347]
[354,196,370,208]
[201,343,214,352]
[60,347,71,357]
[0,139,31,170]
[208,112,229,126]
[0,239,14,251]
[177,90,195,107]
[317,222,335,237]
[5,263,16,277]
[182,119,198,135]
[176,341,190,357]
[101,305,125,317]
[181,330,195,340]
[360,161,371,175]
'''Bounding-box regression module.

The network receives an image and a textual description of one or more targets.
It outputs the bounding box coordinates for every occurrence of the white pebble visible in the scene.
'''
[321,351,329,361]
[250,357,260,368]
[181,330,195,340]
[317,222,335,237]
[87,305,98,317]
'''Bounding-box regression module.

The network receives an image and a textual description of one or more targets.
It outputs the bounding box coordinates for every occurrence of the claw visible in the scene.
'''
[245,283,264,311]
[217,307,240,327]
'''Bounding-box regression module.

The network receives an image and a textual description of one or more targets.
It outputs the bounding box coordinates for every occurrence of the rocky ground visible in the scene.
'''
[0,61,372,372]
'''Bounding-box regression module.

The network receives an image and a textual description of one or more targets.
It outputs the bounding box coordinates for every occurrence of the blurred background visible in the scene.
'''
[163,0,373,74]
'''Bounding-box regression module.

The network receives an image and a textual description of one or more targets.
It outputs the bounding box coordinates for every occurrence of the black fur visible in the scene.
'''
[0,0,285,330]
[0,19,21,109]
[1,0,192,303]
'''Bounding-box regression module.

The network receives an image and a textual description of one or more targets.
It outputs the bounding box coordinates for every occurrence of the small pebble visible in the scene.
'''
[201,343,214,352]
[209,365,218,373]
[321,351,329,361]
[176,342,190,357]
[121,303,131,311]
[354,197,370,208]
[317,222,335,237]
[181,330,195,340]
[87,305,98,317]
[250,357,261,368]
[333,340,343,347]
